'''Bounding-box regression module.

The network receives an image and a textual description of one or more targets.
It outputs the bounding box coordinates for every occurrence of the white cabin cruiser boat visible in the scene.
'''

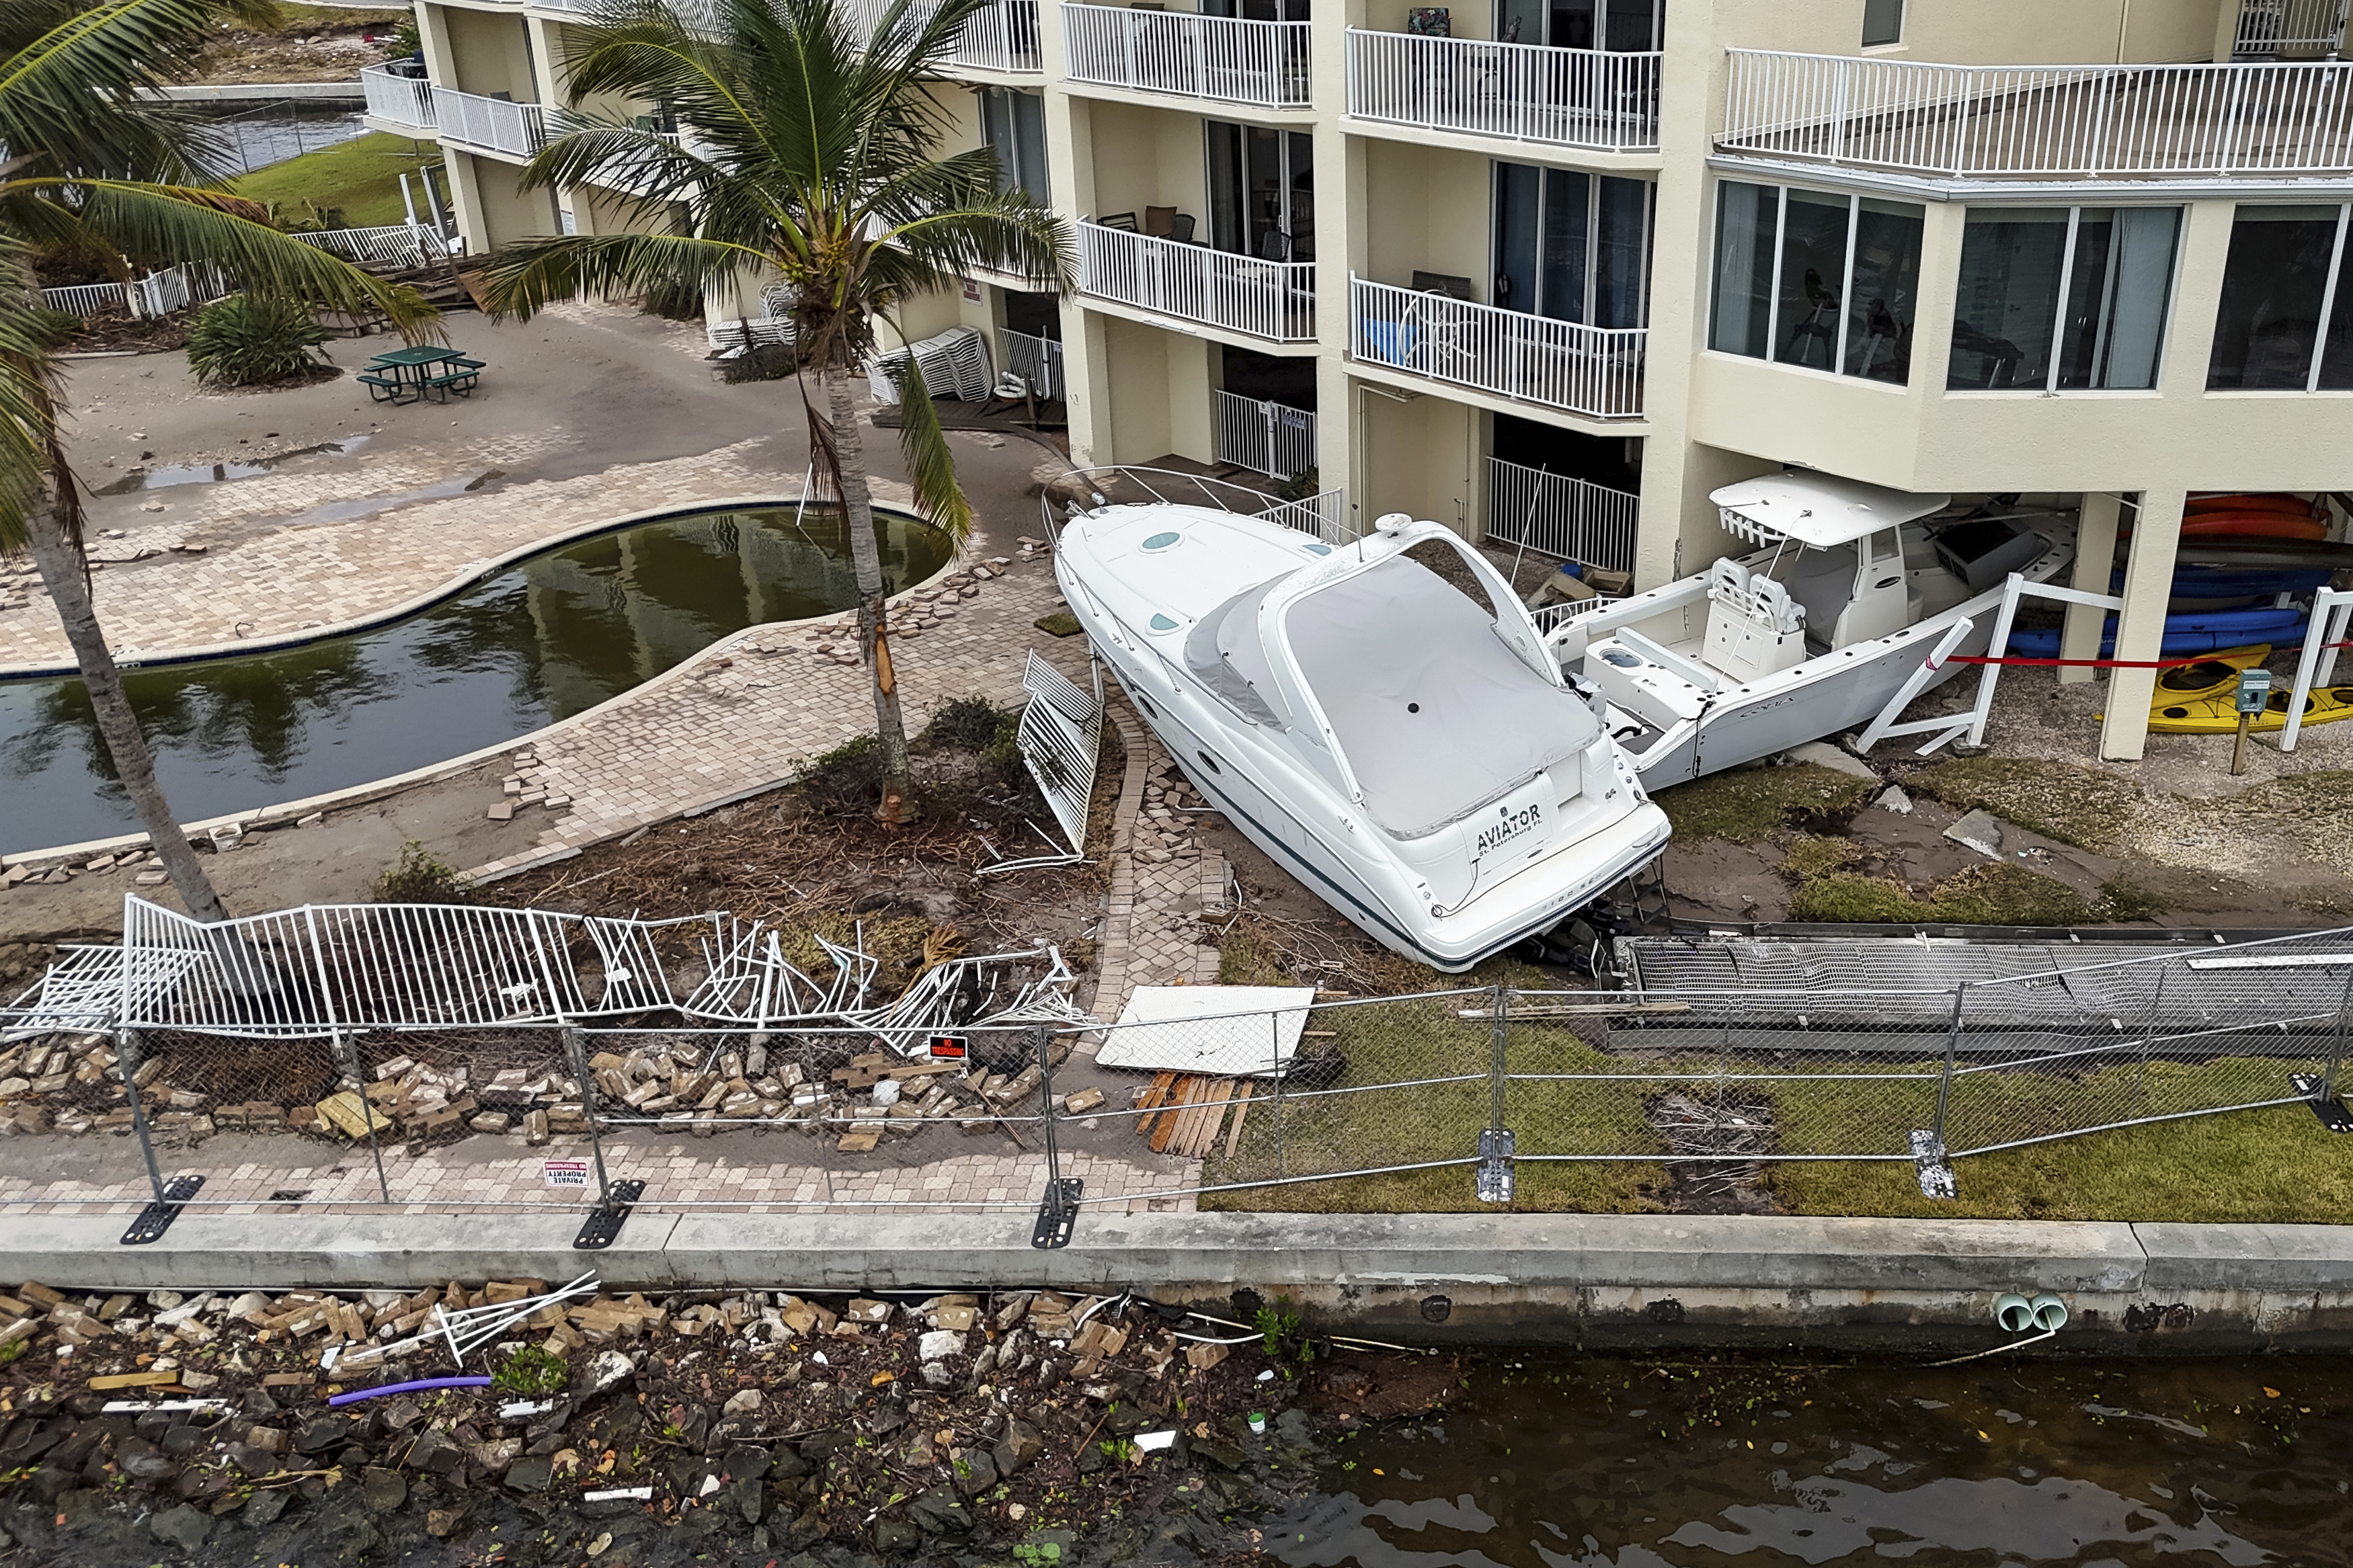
[1546,472,2075,784]
[1055,501,1671,973]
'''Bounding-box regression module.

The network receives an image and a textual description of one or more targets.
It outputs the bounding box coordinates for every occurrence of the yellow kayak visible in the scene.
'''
[2152,684,2353,733]
[2153,645,2270,703]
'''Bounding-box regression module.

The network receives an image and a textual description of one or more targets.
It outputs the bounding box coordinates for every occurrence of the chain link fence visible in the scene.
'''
[7,921,2353,1233]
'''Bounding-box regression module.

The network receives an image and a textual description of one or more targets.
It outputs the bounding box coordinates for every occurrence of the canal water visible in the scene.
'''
[1269,1352,2345,1567]
[0,505,949,852]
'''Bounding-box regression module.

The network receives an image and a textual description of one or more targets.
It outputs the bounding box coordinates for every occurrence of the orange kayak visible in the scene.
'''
[2180,512,2330,540]
[2186,492,2320,518]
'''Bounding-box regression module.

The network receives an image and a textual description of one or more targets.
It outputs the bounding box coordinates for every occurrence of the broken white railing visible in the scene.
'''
[2280,585,2353,751]
[1857,573,2124,757]
[984,651,1104,874]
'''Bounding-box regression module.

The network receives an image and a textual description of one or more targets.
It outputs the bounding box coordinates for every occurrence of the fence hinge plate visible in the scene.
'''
[2291,1073,2353,1133]
[121,1174,204,1246]
[1032,1178,1084,1250]
[1909,1130,1956,1200]
[1476,1128,1515,1204]
[573,1178,646,1251]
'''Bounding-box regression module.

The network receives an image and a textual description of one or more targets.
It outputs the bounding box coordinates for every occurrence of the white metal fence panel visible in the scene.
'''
[1213,388,1318,479]
[2236,0,2350,55]
[39,282,128,318]
[1720,50,2353,177]
[1081,222,1316,341]
[1000,327,1063,397]
[1345,30,1660,151]
[1010,651,1104,866]
[1485,456,1639,575]
[295,225,440,268]
[955,0,1041,70]
[1254,487,1355,544]
[432,87,548,159]
[360,63,436,130]
[1351,276,1645,417]
[1062,4,1311,107]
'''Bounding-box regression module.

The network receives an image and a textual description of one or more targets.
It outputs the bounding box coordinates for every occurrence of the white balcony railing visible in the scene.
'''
[361,64,437,131]
[952,0,1042,71]
[1080,221,1315,341]
[1000,327,1064,397]
[1213,388,1317,479]
[1485,457,1639,575]
[1351,277,1645,419]
[1062,5,1310,108]
[1258,487,1356,544]
[1345,30,1660,152]
[432,87,549,159]
[2236,0,2348,56]
[1720,49,2353,178]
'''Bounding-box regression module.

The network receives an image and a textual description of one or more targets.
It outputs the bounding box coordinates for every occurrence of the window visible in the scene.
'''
[2208,204,2353,392]
[1708,180,1923,383]
[979,88,1048,206]
[1493,0,1664,51]
[1493,164,1652,327]
[1207,121,1314,260]
[1862,0,1903,46]
[1948,206,2180,390]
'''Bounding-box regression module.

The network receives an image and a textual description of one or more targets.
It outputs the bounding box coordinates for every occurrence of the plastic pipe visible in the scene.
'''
[328,1376,493,1407]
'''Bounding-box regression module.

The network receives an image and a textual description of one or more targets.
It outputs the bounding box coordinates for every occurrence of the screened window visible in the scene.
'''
[1708,180,1923,383]
[1862,0,1903,46]
[980,87,1048,206]
[2207,204,2353,392]
[1948,206,2180,390]
[1493,164,1652,328]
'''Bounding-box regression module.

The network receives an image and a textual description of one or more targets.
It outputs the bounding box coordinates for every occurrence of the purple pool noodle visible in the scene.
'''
[328,1375,493,1407]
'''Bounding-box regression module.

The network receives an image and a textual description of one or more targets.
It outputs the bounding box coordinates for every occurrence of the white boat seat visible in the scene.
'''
[1702,558,1808,682]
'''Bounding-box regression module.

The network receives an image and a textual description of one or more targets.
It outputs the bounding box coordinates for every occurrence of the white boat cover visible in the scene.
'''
[1096,984,1317,1075]
[1711,471,1949,548]
[1285,558,1602,838]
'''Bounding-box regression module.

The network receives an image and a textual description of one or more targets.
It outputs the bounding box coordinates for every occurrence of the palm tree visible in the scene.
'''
[483,0,1070,823]
[1,0,440,923]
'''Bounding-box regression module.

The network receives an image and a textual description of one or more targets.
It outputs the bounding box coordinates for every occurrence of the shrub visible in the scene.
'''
[800,733,883,815]
[186,292,331,387]
[372,840,471,903]
[922,696,1005,752]
[491,1344,569,1395]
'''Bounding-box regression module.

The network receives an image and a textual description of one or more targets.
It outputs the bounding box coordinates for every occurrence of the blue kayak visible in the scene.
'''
[2007,606,2308,659]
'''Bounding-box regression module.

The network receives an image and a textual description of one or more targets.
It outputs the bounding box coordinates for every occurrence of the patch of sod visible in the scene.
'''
[232,132,440,230]
[1905,756,2145,854]
[1654,763,1875,844]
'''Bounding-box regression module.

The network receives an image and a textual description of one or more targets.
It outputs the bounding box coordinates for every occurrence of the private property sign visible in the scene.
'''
[542,1159,590,1189]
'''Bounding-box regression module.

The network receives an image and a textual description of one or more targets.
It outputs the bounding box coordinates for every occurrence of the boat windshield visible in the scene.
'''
[1185,576,1292,728]
[1285,556,1602,838]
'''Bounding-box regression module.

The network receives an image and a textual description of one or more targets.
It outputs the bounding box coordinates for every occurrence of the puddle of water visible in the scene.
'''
[1273,1354,2346,1567]
[0,504,948,851]
[95,435,372,495]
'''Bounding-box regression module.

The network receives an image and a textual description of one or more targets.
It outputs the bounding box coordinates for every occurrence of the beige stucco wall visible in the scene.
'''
[1708,0,2227,64]
[442,7,537,100]
[1361,141,1494,301]
[1083,101,1211,222]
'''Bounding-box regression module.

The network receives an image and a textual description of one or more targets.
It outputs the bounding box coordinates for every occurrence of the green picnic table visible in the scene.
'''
[358,345,485,406]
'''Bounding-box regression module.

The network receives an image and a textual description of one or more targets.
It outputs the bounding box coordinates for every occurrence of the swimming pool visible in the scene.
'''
[0,503,950,853]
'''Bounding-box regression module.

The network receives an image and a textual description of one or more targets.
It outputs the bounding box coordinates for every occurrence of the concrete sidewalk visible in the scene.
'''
[6,1209,2351,1353]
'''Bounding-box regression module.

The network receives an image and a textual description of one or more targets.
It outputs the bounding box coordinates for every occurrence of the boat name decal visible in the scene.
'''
[1476,801,1544,856]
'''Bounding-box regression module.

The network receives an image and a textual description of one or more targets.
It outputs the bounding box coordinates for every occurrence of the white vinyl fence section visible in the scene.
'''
[1000,327,1064,398]
[360,63,436,130]
[1213,389,1317,479]
[1351,277,1646,417]
[296,224,444,269]
[1345,30,1661,151]
[1484,456,1640,575]
[41,264,229,321]
[2235,0,2349,55]
[39,282,128,318]
[1720,50,2353,177]
[1062,5,1311,108]
[432,87,549,159]
[1080,221,1316,342]
[953,0,1041,71]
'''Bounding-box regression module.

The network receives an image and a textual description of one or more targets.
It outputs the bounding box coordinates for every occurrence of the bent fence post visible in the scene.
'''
[115,1029,168,1209]
[563,1026,614,1208]
[1478,983,1513,1204]
[1032,1024,1080,1248]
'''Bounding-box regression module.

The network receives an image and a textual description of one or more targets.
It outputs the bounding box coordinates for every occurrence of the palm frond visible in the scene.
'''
[479,230,767,320]
[0,241,74,554]
[889,356,971,546]
[0,0,247,183]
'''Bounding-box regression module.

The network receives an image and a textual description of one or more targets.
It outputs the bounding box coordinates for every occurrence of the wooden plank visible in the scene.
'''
[1193,1079,1240,1157]
[1223,1081,1254,1159]
[315,1090,376,1142]
[1142,1075,1193,1145]
[1148,1078,1198,1155]
[88,1372,177,1391]
[1176,1079,1230,1158]
[1133,1071,1177,1133]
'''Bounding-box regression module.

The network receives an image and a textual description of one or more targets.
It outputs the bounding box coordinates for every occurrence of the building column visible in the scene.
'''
[440,149,494,255]
[2098,487,2186,761]
[2059,491,2122,685]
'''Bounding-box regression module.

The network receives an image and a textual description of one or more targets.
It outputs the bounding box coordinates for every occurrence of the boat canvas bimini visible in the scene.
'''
[1055,504,1671,973]
[1546,472,2075,784]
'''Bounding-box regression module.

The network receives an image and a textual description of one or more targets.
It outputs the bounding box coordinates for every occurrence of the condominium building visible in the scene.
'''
[372,0,2353,759]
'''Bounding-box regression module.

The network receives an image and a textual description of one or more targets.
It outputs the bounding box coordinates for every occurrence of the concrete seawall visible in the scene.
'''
[6,1211,2352,1355]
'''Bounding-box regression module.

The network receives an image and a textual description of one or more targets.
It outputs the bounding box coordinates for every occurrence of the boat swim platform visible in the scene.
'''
[1593,930,2353,1055]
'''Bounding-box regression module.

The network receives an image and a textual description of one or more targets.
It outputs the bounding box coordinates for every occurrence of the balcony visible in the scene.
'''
[1720,50,2353,181]
[1078,220,1314,341]
[433,87,549,161]
[1062,4,1310,110]
[361,64,436,132]
[1345,30,1659,153]
[1350,278,1644,419]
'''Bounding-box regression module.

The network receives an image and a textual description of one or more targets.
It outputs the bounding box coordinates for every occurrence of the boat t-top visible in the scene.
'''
[1547,472,2074,783]
[1055,497,1670,972]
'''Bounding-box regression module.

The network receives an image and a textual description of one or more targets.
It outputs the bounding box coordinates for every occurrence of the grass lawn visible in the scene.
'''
[1193,991,2353,1223]
[233,133,440,230]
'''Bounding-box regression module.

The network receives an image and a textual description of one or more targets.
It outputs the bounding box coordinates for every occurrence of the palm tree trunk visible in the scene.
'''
[22,482,231,923]
[821,362,914,824]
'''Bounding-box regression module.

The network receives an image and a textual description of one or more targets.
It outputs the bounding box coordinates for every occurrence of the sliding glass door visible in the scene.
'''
[1492,163,1650,327]
[1494,0,1661,50]
[1207,122,1314,261]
